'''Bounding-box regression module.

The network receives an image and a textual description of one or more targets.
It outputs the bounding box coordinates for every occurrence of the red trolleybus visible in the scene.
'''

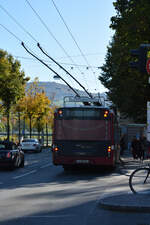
[52,96,119,170]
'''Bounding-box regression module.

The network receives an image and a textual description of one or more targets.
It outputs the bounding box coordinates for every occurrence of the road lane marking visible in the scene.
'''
[12,170,37,179]
[27,164,40,169]
[25,162,52,169]
[23,214,77,218]
[40,163,53,168]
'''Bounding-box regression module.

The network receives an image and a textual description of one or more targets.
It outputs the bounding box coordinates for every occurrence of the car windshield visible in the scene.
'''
[0,142,16,150]
[22,139,37,143]
[0,144,6,150]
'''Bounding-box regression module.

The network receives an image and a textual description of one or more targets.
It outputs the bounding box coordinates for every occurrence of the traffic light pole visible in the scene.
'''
[145,45,150,142]
[148,73,150,142]
[147,102,150,142]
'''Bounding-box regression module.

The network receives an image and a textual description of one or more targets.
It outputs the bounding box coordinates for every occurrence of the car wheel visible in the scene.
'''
[37,148,41,153]
[20,159,24,168]
[9,165,14,170]
[15,157,21,168]
[63,165,72,171]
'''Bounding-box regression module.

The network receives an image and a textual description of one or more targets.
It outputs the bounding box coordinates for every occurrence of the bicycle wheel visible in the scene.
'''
[129,168,150,194]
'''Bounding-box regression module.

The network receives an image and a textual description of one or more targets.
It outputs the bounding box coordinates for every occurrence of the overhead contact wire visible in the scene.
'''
[0,24,22,42]
[51,0,98,92]
[51,0,91,67]
[37,43,93,98]
[0,1,76,91]
[25,0,89,92]
[22,42,80,97]
[0,4,38,43]
[25,0,73,61]
[25,0,80,90]
[0,23,78,97]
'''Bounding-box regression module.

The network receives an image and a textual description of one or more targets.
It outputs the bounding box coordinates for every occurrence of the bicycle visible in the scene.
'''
[129,164,150,194]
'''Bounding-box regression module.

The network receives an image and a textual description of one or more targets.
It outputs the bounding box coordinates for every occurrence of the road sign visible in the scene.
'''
[146,59,150,74]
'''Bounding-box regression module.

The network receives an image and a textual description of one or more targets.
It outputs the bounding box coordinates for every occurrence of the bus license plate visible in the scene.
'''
[76,160,89,164]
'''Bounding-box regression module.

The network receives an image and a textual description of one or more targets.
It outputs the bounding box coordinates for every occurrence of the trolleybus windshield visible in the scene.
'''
[57,108,110,120]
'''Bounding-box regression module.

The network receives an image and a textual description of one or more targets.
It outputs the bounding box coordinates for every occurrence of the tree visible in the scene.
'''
[44,104,56,146]
[13,101,26,143]
[0,49,29,140]
[20,78,52,139]
[33,91,51,140]
[99,0,150,123]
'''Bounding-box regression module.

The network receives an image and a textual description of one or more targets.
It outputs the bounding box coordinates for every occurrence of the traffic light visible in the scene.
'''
[130,44,150,74]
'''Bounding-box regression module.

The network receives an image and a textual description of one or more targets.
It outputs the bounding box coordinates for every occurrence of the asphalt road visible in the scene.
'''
[0,149,132,225]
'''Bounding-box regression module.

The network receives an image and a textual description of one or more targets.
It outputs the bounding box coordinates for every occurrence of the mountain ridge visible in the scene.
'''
[26,81,106,105]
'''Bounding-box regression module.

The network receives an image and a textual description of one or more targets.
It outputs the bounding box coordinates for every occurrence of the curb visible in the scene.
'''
[98,194,150,213]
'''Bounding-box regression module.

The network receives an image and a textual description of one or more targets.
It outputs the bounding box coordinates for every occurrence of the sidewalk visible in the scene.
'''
[87,151,150,225]
[99,193,150,213]
[117,148,150,175]
[98,149,150,213]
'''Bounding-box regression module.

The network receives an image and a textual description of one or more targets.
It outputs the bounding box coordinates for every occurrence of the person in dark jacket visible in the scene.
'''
[120,134,126,156]
[139,135,147,160]
[131,136,142,159]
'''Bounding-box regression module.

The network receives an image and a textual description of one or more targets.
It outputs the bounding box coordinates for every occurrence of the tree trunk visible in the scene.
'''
[38,119,40,141]
[38,130,40,141]
[22,116,26,139]
[6,109,10,141]
[41,129,44,146]
[29,115,32,138]
[18,112,21,144]
[46,123,48,147]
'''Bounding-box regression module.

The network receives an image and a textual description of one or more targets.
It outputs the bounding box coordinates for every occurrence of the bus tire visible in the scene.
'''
[63,165,71,171]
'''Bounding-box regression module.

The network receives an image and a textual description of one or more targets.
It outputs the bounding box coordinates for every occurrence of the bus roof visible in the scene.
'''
[57,106,110,110]
[55,103,114,114]
[63,96,102,107]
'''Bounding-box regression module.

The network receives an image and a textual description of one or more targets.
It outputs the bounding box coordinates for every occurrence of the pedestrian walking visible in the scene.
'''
[131,136,142,159]
[139,135,147,160]
[120,134,126,156]
[146,140,150,159]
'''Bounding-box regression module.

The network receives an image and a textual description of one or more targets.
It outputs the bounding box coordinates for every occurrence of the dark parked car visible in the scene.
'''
[0,141,24,170]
